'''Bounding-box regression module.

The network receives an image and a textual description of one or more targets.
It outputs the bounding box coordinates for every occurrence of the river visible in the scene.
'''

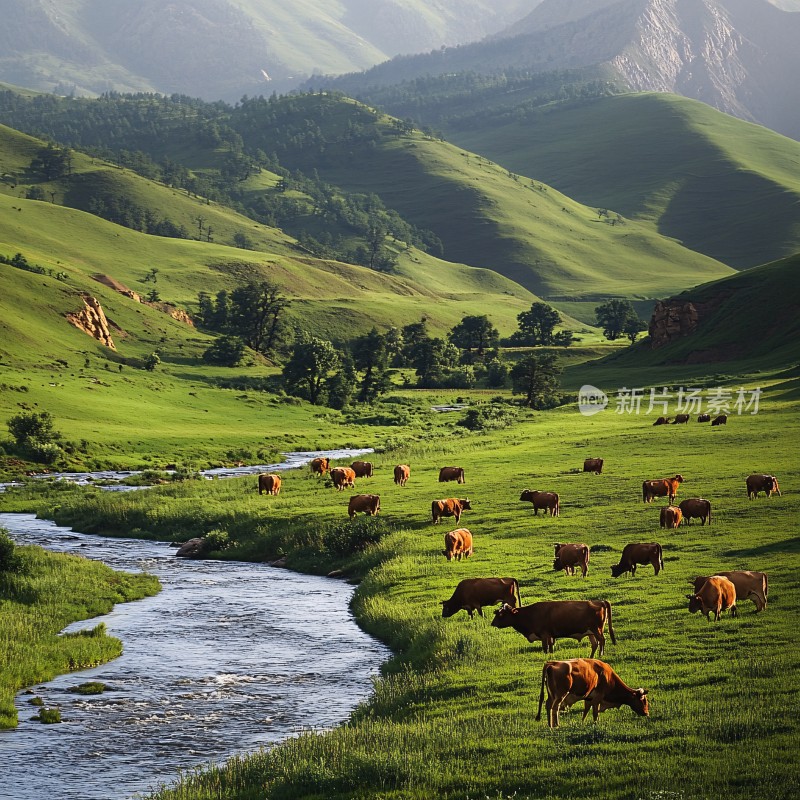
[0,449,389,800]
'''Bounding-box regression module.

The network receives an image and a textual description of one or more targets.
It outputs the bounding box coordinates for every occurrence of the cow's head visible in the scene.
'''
[769,476,780,494]
[674,475,685,483]
[686,594,703,614]
[460,498,472,510]
[610,562,627,578]
[519,490,533,502]
[440,600,457,618]
[490,603,517,628]
[554,542,564,555]
[631,688,650,717]
[442,549,453,561]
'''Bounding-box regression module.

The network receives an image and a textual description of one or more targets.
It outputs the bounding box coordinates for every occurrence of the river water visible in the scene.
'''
[0,449,388,800]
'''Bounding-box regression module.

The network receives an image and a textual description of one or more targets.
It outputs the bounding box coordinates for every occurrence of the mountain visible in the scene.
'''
[0,0,537,101]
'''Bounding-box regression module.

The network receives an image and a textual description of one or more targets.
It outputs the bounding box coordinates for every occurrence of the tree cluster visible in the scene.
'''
[595,300,647,343]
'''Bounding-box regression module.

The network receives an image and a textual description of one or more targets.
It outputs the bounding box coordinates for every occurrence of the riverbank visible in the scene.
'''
[2,383,799,798]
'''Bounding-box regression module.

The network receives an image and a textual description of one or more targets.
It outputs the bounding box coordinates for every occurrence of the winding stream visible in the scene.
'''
[0,449,389,800]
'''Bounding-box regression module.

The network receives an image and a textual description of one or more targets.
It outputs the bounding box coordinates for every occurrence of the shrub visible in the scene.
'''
[204,529,231,553]
[459,405,517,431]
[322,519,391,556]
[22,438,63,464]
[33,708,62,724]
[0,528,22,573]
[7,410,60,447]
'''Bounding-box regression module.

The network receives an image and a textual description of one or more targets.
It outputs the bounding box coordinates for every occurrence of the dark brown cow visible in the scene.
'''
[330,466,356,491]
[672,414,690,424]
[553,543,590,578]
[711,414,728,426]
[697,414,711,422]
[659,505,682,529]
[441,577,520,618]
[257,473,282,496]
[746,474,781,499]
[394,464,410,487]
[679,498,712,525]
[610,543,663,578]
[310,457,330,476]
[536,658,649,729]
[348,494,380,519]
[583,458,604,474]
[642,474,684,504]
[691,571,768,612]
[432,497,472,524]
[652,416,670,426]
[351,460,374,478]
[439,466,466,484]
[519,490,560,517]
[687,575,737,621]
[443,528,473,561]
[491,600,616,658]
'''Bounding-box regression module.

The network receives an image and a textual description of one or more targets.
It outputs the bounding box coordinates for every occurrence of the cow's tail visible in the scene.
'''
[763,573,769,605]
[658,543,664,573]
[513,578,521,608]
[708,502,712,525]
[536,663,550,721]
[604,600,617,645]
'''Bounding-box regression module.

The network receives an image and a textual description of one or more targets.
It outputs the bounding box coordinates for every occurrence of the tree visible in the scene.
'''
[552,330,575,347]
[229,281,289,356]
[7,411,60,447]
[30,144,71,181]
[202,335,245,366]
[448,315,499,359]
[352,327,390,402]
[144,352,161,371]
[326,352,358,410]
[232,232,253,250]
[623,315,648,344]
[411,337,460,387]
[595,300,642,342]
[282,335,340,405]
[510,353,562,408]
[512,302,561,346]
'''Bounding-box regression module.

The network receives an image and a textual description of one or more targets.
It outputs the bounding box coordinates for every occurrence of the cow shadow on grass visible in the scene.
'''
[721,537,800,558]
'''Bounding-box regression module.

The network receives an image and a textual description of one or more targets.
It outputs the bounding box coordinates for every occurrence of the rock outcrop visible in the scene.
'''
[67,295,116,349]
[648,299,700,348]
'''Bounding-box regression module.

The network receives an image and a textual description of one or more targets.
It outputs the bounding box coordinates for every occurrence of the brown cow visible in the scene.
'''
[697,414,711,422]
[610,543,663,577]
[439,466,466,484]
[491,600,616,658]
[257,473,282,496]
[711,414,728,426]
[330,466,356,491]
[536,658,649,729]
[394,464,410,487]
[583,458,604,474]
[672,414,690,424]
[310,457,330,476]
[691,571,768,612]
[351,460,374,478]
[746,474,781,499]
[687,575,737,621]
[519,490,560,517]
[348,494,380,519]
[679,498,712,525]
[642,474,684,503]
[652,416,670,426]
[441,577,520,618]
[443,528,473,561]
[553,543,590,578]
[432,497,472,524]
[659,505,682,529]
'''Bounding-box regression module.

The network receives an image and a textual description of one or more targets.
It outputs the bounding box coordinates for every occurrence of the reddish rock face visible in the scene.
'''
[67,294,116,349]
[648,300,700,348]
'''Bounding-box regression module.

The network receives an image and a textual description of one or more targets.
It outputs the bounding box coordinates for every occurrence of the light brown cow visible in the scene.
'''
[746,474,781,499]
[659,505,682,529]
[642,474,684,504]
[351,460,374,478]
[394,464,410,487]
[330,466,356,491]
[553,543,590,578]
[672,414,690,424]
[439,466,466,484]
[348,494,380,519]
[583,458,604,474]
[310,457,330,476]
[679,498,712,525]
[711,414,728,426]
[257,473,282,496]
[691,571,768,612]
[610,543,663,578]
[519,490,560,517]
[432,497,471,524]
[687,575,737,621]
[536,658,649,729]
[652,416,670,426]
[491,600,616,658]
[441,577,520,618]
[443,528,473,561]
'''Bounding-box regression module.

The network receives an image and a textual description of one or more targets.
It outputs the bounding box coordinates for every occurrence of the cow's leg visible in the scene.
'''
[653,558,660,576]
[476,607,483,618]
[631,564,637,577]
[547,694,559,728]
[731,604,738,618]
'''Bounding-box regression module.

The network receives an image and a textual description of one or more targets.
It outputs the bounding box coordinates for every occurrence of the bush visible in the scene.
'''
[322,519,391,556]
[203,335,246,366]
[22,438,63,464]
[33,708,62,724]
[204,529,231,553]
[7,411,60,447]
[459,405,518,431]
[0,528,22,572]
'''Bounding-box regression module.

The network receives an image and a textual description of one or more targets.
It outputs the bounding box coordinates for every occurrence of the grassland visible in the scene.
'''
[2,367,797,799]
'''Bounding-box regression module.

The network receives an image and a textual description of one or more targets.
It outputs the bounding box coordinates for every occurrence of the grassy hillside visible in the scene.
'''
[450,93,800,269]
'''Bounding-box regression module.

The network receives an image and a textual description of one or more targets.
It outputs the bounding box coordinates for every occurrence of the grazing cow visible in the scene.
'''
[660,505,683,529]
[441,577,520,618]
[443,528,473,561]
[679,498,712,525]
[330,466,356,491]
[583,458,604,474]
[519,490,560,517]
[310,457,330,476]
[687,575,737,621]
[642,474,684,504]
[746,474,781,499]
[394,464,410,487]
[672,414,690,424]
[432,497,472,524]
[257,473,282,496]
[653,416,670,426]
[553,543,590,578]
[439,466,466,484]
[697,414,711,423]
[491,600,616,658]
[351,460,374,478]
[347,494,380,519]
[691,571,768,612]
[536,658,649,729]
[711,414,728,426]
[610,543,663,577]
